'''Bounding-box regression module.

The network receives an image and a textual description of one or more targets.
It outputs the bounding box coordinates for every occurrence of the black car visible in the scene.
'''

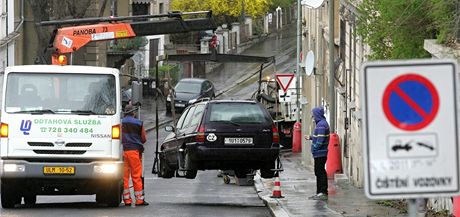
[166,78,215,113]
[158,99,280,179]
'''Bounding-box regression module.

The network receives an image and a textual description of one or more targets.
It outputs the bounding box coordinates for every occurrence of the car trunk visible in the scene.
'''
[203,122,273,148]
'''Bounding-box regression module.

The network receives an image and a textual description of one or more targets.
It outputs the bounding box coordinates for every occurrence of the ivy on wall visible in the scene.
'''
[356,0,458,60]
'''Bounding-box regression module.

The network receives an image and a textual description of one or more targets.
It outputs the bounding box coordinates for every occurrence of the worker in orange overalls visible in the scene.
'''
[122,104,149,206]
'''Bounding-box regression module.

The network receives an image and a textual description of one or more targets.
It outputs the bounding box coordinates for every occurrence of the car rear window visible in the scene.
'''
[208,103,270,124]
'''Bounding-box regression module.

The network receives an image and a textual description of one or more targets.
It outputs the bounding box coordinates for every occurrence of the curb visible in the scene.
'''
[145,119,173,132]
[254,173,290,217]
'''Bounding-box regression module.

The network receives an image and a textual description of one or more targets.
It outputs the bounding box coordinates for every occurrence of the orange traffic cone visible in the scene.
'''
[270,176,284,198]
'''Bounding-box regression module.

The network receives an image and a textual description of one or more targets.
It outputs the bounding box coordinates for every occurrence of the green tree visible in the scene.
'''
[356,0,435,59]
[171,0,270,18]
[269,0,295,11]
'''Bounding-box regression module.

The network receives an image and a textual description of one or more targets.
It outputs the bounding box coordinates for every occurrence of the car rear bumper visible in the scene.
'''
[186,143,280,167]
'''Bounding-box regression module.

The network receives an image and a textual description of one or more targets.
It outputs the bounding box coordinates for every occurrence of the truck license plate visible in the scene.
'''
[224,137,253,145]
[43,166,75,175]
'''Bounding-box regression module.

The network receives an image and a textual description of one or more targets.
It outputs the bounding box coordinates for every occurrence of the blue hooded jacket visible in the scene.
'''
[311,107,330,158]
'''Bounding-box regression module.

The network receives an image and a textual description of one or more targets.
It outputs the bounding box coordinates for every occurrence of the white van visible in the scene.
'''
[0,65,123,208]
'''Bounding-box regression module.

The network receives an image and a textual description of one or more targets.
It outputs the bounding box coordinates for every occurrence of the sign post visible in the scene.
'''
[362,60,460,204]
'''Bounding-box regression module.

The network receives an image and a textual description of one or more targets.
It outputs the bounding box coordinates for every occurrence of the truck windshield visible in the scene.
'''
[5,73,116,115]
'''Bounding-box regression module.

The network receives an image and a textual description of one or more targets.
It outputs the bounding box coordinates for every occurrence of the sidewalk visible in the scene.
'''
[254,152,406,217]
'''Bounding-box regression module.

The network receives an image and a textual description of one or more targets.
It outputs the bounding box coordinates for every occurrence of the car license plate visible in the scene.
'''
[43,166,75,175]
[175,103,185,107]
[224,137,253,145]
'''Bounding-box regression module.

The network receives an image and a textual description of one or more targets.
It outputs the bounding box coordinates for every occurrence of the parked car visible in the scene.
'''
[158,99,280,179]
[166,78,215,113]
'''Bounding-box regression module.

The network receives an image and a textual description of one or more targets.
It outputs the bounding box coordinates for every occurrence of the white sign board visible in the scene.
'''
[276,74,295,93]
[361,59,460,199]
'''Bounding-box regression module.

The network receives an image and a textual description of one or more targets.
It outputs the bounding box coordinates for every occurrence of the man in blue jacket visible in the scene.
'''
[305,106,329,200]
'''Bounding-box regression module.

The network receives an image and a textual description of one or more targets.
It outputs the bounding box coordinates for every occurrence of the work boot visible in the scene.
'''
[308,193,328,201]
[136,201,149,206]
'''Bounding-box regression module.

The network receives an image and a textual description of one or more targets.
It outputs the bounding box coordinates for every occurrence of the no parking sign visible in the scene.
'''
[362,59,460,199]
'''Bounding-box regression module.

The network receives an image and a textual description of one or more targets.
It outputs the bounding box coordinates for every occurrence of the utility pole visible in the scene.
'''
[296,0,301,122]
[328,0,335,132]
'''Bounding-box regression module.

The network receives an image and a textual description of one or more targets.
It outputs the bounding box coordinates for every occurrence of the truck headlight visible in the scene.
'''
[94,164,117,174]
[188,99,197,104]
[4,164,25,172]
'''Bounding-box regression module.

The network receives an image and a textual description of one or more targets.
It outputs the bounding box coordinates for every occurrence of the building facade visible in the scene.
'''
[0,0,16,73]
[301,0,370,187]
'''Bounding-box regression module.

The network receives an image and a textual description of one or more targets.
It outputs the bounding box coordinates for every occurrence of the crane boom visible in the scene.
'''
[39,11,217,63]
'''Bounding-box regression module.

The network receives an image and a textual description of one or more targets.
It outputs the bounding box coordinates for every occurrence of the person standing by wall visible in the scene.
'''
[122,104,149,206]
[305,106,330,200]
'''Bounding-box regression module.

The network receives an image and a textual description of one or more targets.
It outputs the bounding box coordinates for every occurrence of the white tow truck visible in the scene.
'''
[0,65,123,208]
[255,76,300,148]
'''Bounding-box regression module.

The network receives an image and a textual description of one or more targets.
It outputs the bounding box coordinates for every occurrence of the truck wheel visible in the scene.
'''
[24,194,37,205]
[1,181,20,208]
[159,155,174,178]
[96,180,121,207]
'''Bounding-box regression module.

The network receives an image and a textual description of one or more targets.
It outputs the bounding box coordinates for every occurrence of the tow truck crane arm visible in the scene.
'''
[39,11,216,62]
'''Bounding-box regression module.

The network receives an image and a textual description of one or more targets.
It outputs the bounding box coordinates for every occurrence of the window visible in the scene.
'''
[208,103,269,124]
[5,73,116,115]
[181,106,196,129]
[176,107,191,130]
[175,81,201,94]
[132,3,150,21]
[203,81,211,91]
[159,3,164,14]
[189,104,205,129]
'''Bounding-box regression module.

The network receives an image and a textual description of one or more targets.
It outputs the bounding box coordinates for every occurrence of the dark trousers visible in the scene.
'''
[314,156,328,195]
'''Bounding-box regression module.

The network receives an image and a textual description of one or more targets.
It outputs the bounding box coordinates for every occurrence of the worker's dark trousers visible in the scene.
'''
[314,156,328,195]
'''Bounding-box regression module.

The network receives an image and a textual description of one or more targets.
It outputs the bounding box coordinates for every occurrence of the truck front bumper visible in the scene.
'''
[1,160,123,180]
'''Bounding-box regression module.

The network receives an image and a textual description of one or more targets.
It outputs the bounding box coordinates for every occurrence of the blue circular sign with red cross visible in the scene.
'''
[382,73,439,131]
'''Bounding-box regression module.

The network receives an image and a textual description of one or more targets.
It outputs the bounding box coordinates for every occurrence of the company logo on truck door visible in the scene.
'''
[20,120,32,135]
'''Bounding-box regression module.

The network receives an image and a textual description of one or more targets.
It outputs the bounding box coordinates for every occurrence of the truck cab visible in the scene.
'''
[0,65,123,208]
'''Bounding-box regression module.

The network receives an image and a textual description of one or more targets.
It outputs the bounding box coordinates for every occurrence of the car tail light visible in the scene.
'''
[196,124,205,143]
[272,124,279,143]
[112,125,120,139]
[0,123,8,138]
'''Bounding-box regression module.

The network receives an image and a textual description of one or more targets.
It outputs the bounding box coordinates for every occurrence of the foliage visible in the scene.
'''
[149,64,180,84]
[428,0,458,44]
[110,37,148,51]
[171,0,270,18]
[356,0,435,60]
[269,0,295,11]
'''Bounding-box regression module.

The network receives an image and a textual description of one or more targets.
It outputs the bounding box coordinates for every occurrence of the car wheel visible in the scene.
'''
[185,169,197,179]
[96,180,122,207]
[260,168,275,179]
[1,181,20,208]
[261,160,277,178]
[184,153,197,179]
[159,154,174,178]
